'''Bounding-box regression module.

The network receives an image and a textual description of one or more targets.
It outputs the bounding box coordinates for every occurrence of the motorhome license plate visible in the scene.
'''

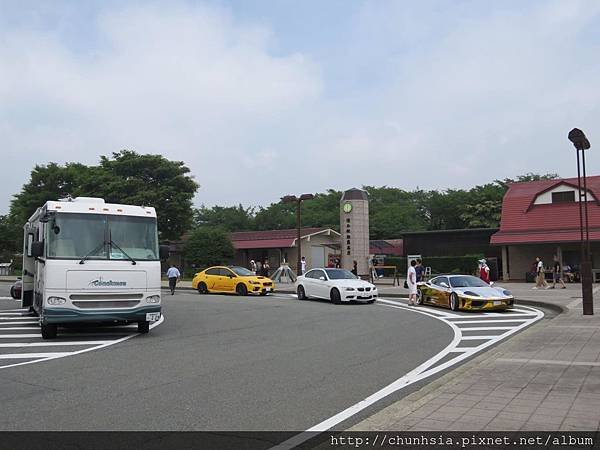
[146,312,161,322]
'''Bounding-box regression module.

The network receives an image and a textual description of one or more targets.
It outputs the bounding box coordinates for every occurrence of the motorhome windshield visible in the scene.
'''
[47,213,159,261]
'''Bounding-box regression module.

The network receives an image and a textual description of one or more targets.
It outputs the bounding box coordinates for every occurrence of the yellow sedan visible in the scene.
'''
[192,266,275,296]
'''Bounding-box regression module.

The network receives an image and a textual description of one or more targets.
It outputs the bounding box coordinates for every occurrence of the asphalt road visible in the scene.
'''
[0,285,453,431]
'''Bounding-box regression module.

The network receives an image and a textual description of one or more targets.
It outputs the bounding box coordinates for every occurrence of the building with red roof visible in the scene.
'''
[491,176,600,280]
[231,227,341,272]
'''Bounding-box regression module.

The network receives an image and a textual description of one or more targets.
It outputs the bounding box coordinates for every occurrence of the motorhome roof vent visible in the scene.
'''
[71,197,106,204]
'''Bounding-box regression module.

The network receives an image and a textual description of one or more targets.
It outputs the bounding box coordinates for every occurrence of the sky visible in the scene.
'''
[1,0,600,214]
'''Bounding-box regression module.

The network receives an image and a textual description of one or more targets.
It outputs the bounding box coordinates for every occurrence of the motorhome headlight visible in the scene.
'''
[146,295,160,303]
[47,296,66,305]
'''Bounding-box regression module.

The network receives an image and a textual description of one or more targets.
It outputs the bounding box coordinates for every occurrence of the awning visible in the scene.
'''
[491,229,600,245]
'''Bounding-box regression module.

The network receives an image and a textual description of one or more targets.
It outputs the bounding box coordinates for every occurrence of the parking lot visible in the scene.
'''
[0,284,543,432]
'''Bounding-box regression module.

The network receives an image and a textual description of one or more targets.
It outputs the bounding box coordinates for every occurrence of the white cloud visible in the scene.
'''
[0,3,321,212]
[1,0,600,216]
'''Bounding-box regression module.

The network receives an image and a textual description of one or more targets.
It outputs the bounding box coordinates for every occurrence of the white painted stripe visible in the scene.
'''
[448,349,469,353]
[497,358,600,367]
[0,313,27,316]
[0,334,40,338]
[457,326,513,331]
[0,341,113,348]
[0,309,30,312]
[460,336,498,340]
[450,319,528,324]
[377,298,462,318]
[0,297,16,300]
[0,315,164,370]
[0,321,38,325]
[0,317,34,321]
[0,352,71,359]
[567,298,582,309]
[0,327,39,330]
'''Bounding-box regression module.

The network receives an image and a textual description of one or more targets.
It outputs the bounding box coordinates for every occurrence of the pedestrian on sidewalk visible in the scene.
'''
[166,263,181,295]
[533,257,548,289]
[249,259,257,275]
[478,259,490,284]
[351,260,358,277]
[407,259,417,306]
[551,255,566,289]
[300,256,307,274]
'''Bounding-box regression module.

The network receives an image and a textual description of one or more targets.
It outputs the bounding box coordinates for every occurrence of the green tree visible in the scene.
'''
[96,151,199,240]
[193,204,255,231]
[8,151,198,241]
[184,227,234,268]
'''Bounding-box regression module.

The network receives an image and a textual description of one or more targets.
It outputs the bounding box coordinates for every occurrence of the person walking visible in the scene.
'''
[351,260,358,276]
[300,256,307,274]
[478,259,490,284]
[533,257,548,289]
[166,263,181,295]
[551,255,566,289]
[249,260,257,275]
[407,259,418,306]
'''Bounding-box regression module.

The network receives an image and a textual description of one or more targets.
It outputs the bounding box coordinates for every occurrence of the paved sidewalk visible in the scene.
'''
[350,290,600,432]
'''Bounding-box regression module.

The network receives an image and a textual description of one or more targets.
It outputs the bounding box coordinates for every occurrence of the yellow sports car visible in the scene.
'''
[416,275,514,311]
[192,266,275,296]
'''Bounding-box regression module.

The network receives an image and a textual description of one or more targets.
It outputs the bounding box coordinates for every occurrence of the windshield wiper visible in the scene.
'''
[79,241,107,265]
[109,238,137,265]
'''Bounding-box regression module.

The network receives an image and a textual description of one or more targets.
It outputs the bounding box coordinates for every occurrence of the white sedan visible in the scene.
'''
[295,268,377,304]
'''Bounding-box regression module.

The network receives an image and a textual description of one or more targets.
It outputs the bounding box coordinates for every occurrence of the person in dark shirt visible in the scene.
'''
[551,255,566,289]
[351,260,358,276]
[415,258,424,282]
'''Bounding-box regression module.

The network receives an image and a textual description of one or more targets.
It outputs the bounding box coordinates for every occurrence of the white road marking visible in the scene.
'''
[0,297,15,301]
[0,334,42,338]
[0,352,71,359]
[0,309,30,312]
[0,315,164,370]
[0,317,36,320]
[0,313,27,316]
[0,341,113,348]
[0,321,38,325]
[449,319,530,324]
[0,327,40,330]
[274,299,544,449]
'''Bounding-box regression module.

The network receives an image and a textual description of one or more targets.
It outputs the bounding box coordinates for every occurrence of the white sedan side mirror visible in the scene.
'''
[490,281,494,287]
[319,276,326,281]
[440,282,449,288]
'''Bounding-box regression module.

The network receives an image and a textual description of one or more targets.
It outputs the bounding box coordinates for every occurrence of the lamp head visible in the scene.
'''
[568,128,591,151]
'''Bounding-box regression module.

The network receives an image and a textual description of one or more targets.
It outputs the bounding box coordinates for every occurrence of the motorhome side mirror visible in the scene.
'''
[159,245,170,259]
[31,241,44,258]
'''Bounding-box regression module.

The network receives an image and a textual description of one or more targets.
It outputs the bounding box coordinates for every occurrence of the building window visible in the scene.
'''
[552,191,575,203]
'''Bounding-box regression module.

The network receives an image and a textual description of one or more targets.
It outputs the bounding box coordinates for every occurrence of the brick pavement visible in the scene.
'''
[350,287,600,431]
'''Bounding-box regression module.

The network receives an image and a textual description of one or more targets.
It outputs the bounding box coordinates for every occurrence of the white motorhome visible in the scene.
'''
[22,197,167,339]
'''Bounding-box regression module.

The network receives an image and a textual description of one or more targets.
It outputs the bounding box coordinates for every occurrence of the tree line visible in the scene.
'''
[0,150,557,267]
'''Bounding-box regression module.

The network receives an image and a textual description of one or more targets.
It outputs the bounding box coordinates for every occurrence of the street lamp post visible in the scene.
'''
[282,193,314,275]
[568,128,593,315]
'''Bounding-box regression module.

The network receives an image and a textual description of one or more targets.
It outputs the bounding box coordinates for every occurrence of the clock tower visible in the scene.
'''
[340,188,369,276]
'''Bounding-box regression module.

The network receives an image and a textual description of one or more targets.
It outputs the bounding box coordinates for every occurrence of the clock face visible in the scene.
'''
[343,202,352,213]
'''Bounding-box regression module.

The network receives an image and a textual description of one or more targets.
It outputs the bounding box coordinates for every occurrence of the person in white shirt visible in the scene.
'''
[407,259,418,305]
[166,264,181,295]
[532,257,548,290]
[300,256,307,275]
